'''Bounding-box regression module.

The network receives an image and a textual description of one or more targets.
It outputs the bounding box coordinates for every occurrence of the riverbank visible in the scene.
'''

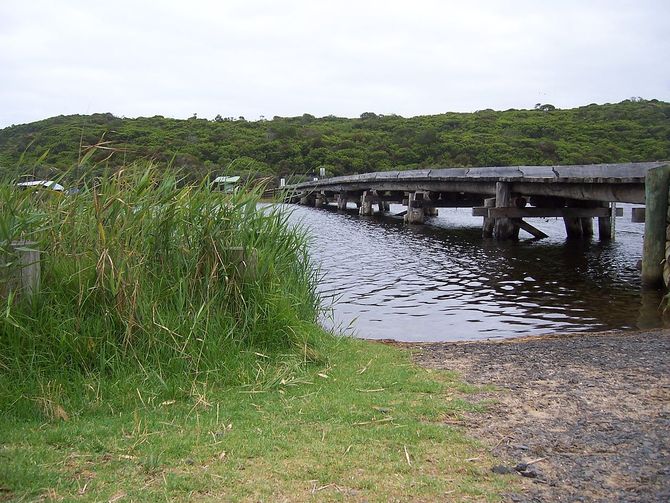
[396,329,670,502]
[0,337,516,501]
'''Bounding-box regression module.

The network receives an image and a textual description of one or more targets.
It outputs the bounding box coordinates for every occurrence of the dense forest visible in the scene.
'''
[0,99,669,183]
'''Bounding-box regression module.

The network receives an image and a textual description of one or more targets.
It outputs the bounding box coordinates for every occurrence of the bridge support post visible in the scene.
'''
[493,183,517,240]
[299,195,312,206]
[598,202,614,240]
[563,200,596,239]
[642,165,670,287]
[314,193,326,208]
[337,193,348,210]
[359,191,374,216]
[377,200,390,214]
[482,197,495,238]
[404,192,424,224]
[581,216,594,237]
[563,200,584,239]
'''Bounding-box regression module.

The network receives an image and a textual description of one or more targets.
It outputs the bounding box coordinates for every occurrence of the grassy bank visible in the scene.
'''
[0,167,514,500]
[1,338,512,501]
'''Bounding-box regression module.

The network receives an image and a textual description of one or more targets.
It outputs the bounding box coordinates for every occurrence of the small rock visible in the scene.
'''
[492,465,514,475]
[514,463,528,472]
[520,469,539,479]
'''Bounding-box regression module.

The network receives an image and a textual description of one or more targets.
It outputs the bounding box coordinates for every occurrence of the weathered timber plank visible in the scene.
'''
[286,161,669,192]
[472,207,624,218]
[512,219,549,239]
[467,166,524,178]
[397,169,432,179]
[510,182,645,203]
[425,168,471,178]
[517,166,558,179]
[552,162,666,181]
[288,180,644,203]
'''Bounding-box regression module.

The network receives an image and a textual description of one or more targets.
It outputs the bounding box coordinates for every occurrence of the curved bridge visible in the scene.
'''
[282,161,670,286]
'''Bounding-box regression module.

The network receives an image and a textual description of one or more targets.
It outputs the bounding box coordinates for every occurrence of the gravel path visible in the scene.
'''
[404,329,670,502]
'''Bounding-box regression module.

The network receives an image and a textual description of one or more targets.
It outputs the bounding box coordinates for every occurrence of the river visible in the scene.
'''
[283,203,669,342]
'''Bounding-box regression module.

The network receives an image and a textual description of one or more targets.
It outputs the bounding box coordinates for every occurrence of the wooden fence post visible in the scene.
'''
[642,165,670,287]
[1,240,41,301]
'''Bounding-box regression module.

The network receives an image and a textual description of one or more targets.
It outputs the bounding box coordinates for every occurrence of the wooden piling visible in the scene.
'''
[482,197,495,238]
[0,240,40,301]
[563,216,583,238]
[598,202,613,240]
[642,165,670,287]
[337,193,348,210]
[563,200,584,239]
[493,182,517,240]
[404,192,425,224]
[359,191,374,216]
[580,216,594,237]
[573,201,599,239]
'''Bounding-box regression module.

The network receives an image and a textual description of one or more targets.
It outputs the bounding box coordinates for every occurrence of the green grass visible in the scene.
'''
[0,338,515,502]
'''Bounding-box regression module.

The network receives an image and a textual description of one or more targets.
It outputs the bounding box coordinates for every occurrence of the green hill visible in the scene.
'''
[1,99,669,182]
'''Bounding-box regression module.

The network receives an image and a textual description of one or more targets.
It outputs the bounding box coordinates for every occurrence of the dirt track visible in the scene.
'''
[405,330,670,502]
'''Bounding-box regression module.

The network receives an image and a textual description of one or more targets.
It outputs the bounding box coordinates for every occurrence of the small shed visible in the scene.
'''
[212,175,241,193]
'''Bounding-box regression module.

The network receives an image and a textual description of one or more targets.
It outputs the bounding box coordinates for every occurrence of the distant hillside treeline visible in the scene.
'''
[1,99,669,182]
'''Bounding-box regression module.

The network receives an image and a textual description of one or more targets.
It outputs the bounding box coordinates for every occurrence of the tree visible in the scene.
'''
[535,104,556,112]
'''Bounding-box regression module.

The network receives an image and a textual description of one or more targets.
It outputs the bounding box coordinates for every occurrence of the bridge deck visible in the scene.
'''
[286,162,669,204]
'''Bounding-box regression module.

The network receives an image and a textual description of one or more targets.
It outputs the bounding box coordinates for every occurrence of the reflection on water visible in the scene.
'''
[283,203,668,342]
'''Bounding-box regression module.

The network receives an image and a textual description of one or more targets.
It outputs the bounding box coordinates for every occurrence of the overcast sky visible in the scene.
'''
[1,0,668,127]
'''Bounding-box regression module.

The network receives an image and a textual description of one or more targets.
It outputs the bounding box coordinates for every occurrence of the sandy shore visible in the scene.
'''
[394,329,670,502]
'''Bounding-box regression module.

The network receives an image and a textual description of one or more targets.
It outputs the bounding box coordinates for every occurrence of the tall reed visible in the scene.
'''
[0,164,323,386]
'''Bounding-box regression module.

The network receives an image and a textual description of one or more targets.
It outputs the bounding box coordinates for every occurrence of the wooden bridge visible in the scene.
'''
[281,161,670,287]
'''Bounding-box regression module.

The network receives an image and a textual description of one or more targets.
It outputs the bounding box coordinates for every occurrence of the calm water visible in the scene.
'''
[283,203,668,342]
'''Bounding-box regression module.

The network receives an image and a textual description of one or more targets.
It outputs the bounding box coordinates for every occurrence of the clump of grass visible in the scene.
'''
[0,164,324,415]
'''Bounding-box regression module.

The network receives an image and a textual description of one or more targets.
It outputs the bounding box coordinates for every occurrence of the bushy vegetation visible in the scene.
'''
[0,165,324,413]
[1,99,668,183]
